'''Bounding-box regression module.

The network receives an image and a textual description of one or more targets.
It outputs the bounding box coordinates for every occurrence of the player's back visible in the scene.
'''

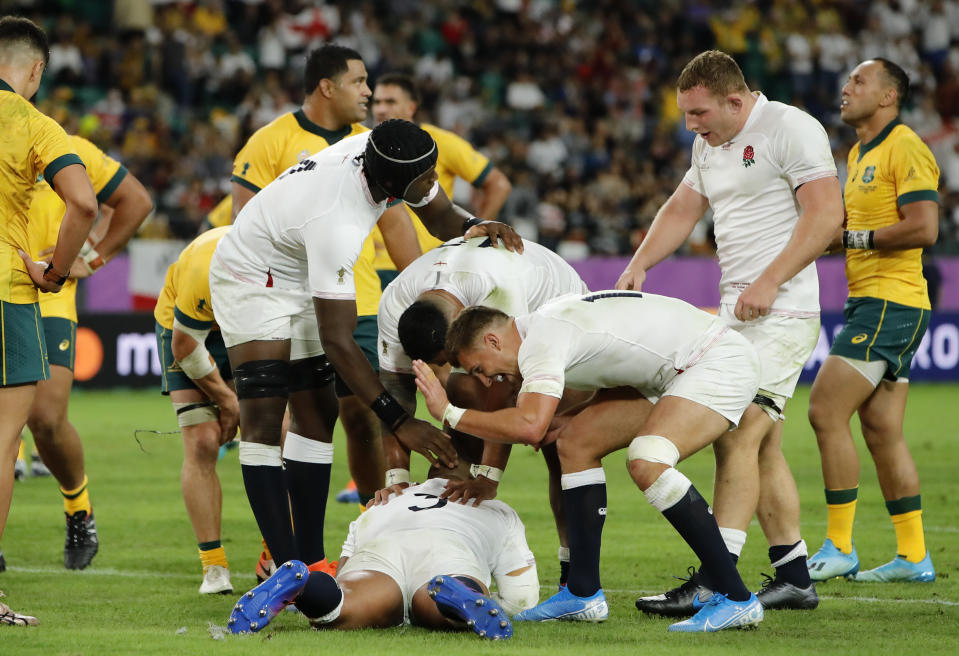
[516,291,729,393]
[350,479,523,563]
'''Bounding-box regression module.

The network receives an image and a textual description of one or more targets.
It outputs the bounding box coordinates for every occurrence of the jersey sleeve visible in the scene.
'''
[70,136,126,203]
[231,126,281,193]
[682,140,705,195]
[305,218,367,300]
[172,255,216,329]
[490,510,536,577]
[776,110,837,189]
[516,316,570,398]
[32,112,83,185]
[441,130,493,186]
[892,133,940,207]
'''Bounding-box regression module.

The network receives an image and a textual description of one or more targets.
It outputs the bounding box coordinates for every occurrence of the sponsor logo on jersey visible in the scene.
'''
[297,149,310,162]
[58,339,70,351]
[337,267,346,284]
[861,166,875,183]
[197,298,207,311]
[852,333,869,344]
[381,339,388,355]
[742,145,755,168]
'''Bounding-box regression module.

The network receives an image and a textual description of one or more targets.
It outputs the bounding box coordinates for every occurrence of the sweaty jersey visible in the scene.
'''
[844,119,938,309]
[216,132,418,301]
[0,78,83,304]
[514,291,731,400]
[683,93,837,315]
[154,226,229,331]
[379,237,588,373]
[341,478,535,578]
[31,135,127,321]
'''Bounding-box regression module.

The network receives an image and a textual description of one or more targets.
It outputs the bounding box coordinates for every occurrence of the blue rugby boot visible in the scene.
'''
[228,560,309,634]
[854,553,935,582]
[427,575,512,640]
[668,592,763,632]
[513,586,608,622]
[807,538,859,581]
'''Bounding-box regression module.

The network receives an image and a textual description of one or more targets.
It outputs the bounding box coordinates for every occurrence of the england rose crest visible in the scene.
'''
[742,145,755,167]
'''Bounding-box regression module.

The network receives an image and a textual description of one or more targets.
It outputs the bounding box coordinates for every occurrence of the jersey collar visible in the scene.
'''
[729,91,767,144]
[857,117,901,162]
[293,109,354,144]
[0,77,14,93]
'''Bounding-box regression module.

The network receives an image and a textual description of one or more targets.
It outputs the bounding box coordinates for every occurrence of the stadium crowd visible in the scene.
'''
[9,0,959,256]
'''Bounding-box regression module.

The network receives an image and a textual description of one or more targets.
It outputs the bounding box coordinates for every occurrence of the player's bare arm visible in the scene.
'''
[90,173,153,263]
[870,200,939,250]
[230,181,256,220]
[473,167,512,219]
[413,359,559,446]
[378,205,421,271]
[735,175,843,321]
[616,182,709,290]
[414,185,523,253]
[317,298,457,467]
[21,163,98,292]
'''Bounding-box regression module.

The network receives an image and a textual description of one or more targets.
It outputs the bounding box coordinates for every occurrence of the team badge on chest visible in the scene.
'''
[742,145,756,168]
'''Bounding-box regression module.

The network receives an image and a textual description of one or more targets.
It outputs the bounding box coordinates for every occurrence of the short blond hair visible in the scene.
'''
[677,50,749,98]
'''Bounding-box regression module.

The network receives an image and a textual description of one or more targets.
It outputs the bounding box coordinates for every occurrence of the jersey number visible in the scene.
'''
[582,291,643,303]
[408,493,448,512]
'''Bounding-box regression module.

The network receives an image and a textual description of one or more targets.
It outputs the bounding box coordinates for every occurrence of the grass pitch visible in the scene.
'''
[2,384,957,655]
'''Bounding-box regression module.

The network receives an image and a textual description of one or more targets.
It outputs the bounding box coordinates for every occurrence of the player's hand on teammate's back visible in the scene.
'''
[615,266,646,291]
[371,482,411,506]
[441,476,498,506]
[465,220,525,253]
[734,276,778,321]
[395,417,457,468]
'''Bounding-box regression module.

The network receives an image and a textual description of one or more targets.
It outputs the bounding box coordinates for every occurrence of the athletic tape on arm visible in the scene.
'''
[172,318,215,380]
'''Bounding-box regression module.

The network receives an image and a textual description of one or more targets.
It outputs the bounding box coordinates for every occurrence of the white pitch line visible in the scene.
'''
[8,566,955,607]
[605,588,959,607]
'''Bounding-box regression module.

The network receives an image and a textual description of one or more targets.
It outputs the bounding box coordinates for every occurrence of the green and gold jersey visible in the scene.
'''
[0,78,83,304]
[844,119,939,309]
[154,227,230,331]
[31,135,127,321]
[230,110,367,193]
[205,194,232,229]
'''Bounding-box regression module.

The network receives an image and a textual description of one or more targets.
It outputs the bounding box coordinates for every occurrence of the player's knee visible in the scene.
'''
[27,411,61,443]
[627,435,679,467]
[289,355,335,393]
[234,359,291,400]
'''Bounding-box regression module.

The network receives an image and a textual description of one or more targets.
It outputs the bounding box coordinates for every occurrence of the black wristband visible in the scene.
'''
[462,216,484,233]
[371,392,411,431]
[43,262,68,286]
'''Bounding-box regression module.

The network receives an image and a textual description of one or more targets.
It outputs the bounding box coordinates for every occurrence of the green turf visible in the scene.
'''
[2,384,956,654]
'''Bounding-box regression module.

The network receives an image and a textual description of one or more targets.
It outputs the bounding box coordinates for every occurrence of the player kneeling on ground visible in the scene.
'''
[414,292,766,632]
[227,461,538,639]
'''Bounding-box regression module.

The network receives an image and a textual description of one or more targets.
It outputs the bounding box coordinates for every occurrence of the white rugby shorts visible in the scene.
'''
[209,255,324,360]
[337,531,489,624]
[663,327,761,427]
[720,305,820,418]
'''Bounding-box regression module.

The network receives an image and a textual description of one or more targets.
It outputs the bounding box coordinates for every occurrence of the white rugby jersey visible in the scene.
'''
[214,131,437,302]
[682,93,836,315]
[340,478,535,577]
[378,237,588,373]
[514,291,730,399]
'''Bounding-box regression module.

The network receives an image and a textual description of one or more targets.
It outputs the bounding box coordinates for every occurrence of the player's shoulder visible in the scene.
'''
[243,111,299,146]
[888,122,931,152]
[422,122,465,146]
[762,99,826,136]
